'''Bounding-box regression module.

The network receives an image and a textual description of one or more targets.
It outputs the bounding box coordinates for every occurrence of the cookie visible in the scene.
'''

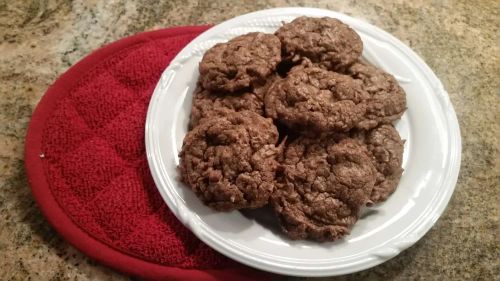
[352,124,404,203]
[264,64,369,133]
[275,16,363,69]
[189,86,264,129]
[347,62,407,129]
[272,137,377,241]
[179,110,281,211]
[199,32,281,93]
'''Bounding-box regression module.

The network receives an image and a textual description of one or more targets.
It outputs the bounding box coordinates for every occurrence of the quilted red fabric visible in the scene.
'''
[25,26,278,281]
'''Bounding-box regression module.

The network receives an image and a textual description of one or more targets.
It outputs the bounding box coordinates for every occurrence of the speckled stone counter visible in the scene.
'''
[0,1,498,280]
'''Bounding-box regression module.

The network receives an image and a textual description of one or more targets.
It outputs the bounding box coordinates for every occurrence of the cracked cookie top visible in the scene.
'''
[276,16,363,69]
[347,61,407,129]
[199,32,281,93]
[352,124,404,203]
[272,136,376,241]
[265,63,369,133]
[179,110,281,211]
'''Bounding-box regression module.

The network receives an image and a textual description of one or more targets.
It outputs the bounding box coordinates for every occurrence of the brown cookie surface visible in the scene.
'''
[264,64,369,133]
[189,86,264,129]
[179,111,281,211]
[352,124,404,203]
[275,16,363,69]
[347,62,407,129]
[199,32,281,93]
[272,137,376,241]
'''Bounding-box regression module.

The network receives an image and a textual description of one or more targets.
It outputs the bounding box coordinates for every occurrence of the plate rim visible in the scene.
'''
[145,7,461,277]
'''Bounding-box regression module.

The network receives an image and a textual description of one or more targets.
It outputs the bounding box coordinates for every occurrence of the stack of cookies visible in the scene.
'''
[179,16,406,242]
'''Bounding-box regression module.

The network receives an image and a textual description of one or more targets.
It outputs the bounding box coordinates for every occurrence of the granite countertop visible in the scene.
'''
[0,0,498,280]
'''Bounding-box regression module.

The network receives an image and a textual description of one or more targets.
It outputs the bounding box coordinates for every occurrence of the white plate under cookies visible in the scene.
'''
[145,7,461,277]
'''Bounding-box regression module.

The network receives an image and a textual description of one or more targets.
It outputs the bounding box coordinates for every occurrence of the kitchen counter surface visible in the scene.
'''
[0,1,498,280]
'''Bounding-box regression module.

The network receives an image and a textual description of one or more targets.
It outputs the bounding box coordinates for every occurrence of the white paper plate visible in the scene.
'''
[145,7,461,277]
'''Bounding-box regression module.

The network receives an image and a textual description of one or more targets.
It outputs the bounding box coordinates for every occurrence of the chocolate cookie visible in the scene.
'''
[347,62,407,129]
[179,110,282,211]
[272,137,377,241]
[275,16,363,69]
[253,73,281,100]
[189,86,264,129]
[264,64,369,133]
[199,32,281,92]
[352,124,404,203]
